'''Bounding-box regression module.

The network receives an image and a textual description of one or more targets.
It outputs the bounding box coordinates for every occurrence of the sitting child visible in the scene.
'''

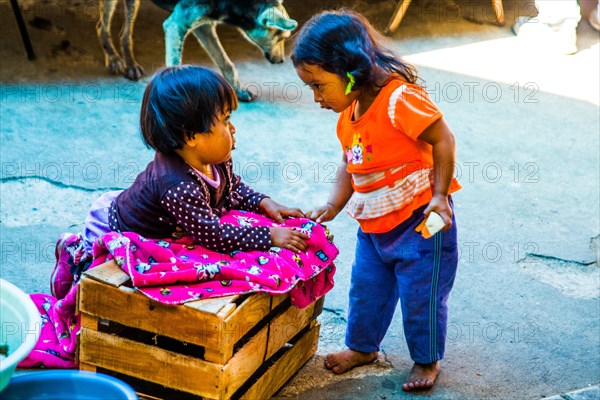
[51,65,310,299]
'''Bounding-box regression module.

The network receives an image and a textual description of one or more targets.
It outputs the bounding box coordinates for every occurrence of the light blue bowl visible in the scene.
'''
[0,279,41,392]
[1,370,139,399]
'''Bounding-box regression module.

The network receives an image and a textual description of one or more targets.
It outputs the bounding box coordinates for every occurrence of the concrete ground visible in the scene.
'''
[1,0,599,399]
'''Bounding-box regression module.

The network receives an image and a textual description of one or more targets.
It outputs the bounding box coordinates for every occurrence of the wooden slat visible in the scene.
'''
[221,293,277,350]
[265,302,316,360]
[239,323,320,400]
[75,282,81,314]
[80,313,98,330]
[270,293,289,309]
[79,276,223,349]
[89,262,241,316]
[216,303,237,319]
[185,295,238,315]
[136,393,163,400]
[202,294,287,366]
[84,261,131,287]
[79,328,221,399]
[203,348,228,365]
[219,321,268,399]
[312,296,325,318]
[79,362,97,372]
[219,302,316,399]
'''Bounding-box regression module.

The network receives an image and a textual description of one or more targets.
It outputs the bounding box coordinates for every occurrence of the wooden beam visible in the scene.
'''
[386,0,413,34]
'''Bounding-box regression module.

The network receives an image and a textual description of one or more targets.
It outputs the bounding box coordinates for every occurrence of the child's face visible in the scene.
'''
[295,64,358,113]
[188,109,236,166]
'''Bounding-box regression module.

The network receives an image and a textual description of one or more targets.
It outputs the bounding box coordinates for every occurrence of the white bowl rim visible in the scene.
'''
[0,279,42,369]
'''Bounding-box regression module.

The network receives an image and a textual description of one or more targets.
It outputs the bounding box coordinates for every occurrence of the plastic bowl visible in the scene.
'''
[1,370,139,399]
[0,279,41,393]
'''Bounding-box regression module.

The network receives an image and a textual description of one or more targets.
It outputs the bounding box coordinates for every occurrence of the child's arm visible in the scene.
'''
[305,154,354,223]
[418,117,456,230]
[231,179,269,212]
[161,183,270,253]
[227,162,304,223]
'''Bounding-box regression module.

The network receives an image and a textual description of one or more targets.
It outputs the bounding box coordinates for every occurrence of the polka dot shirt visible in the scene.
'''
[108,153,272,253]
[160,180,271,252]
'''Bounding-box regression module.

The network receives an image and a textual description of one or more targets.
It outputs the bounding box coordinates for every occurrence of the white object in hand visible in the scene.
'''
[425,211,445,236]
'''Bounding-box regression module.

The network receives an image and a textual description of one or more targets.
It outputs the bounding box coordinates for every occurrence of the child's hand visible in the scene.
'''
[270,227,309,253]
[423,194,453,231]
[305,203,339,224]
[260,198,304,224]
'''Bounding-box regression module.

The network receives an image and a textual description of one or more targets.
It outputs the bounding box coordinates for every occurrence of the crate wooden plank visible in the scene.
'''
[136,393,163,400]
[270,293,289,309]
[79,328,221,399]
[313,296,325,318]
[216,302,237,319]
[79,362,97,372]
[203,294,286,366]
[203,348,228,365]
[239,323,320,400]
[79,277,223,350]
[265,302,318,360]
[202,293,300,367]
[84,261,131,287]
[220,327,268,399]
[185,295,239,315]
[219,301,317,399]
[89,262,242,316]
[220,293,278,350]
[80,313,98,331]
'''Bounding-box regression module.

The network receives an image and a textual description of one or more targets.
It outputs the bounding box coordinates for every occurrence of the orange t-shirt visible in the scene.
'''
[337,76,461,233]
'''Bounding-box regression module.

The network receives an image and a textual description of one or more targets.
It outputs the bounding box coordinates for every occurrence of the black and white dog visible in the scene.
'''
[97,0,298,101]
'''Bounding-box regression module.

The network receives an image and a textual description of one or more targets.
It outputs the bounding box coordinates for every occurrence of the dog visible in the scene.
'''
[97,0,298,101]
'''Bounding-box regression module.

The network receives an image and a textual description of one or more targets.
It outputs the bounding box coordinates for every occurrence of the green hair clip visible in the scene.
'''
[345,72,355,95]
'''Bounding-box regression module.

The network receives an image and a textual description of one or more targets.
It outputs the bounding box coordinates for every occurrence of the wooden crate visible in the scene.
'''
[77,261,323,400]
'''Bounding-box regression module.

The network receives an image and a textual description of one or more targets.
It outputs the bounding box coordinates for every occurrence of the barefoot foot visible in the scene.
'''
[402,361,440,391]
[324,349,377,374]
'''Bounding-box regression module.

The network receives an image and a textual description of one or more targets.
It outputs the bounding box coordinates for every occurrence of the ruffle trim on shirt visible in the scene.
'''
[346,168,432,220]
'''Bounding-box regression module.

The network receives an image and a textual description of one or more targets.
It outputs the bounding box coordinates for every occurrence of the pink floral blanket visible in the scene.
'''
[90,210,337,307]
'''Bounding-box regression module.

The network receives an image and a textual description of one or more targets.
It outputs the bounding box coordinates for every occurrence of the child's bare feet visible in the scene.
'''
[324,349,378,374]
[402,361,440,391]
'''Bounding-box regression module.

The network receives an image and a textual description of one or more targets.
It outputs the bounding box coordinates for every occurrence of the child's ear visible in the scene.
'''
[185,133,200,148]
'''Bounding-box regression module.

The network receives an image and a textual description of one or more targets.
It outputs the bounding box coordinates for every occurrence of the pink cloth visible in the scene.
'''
[90,211,338,308]
[19,210,337,368]
[18,289,79,369]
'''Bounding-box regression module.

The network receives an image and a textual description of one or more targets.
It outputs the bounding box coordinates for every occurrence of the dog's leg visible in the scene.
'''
[120,0,144,80]
[163,3,205,66]
[192,24,256,102]
[97,0,125,74]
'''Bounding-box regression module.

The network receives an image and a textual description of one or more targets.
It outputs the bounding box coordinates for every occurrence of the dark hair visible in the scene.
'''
[291,9,418,92]
[140,65,238,154]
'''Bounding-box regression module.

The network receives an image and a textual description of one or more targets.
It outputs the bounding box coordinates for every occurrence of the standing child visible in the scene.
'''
[292,10,461,391]
[51,65,310,299]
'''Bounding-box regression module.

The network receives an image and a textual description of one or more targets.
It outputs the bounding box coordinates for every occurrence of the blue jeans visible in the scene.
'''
[346,202,458,364]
